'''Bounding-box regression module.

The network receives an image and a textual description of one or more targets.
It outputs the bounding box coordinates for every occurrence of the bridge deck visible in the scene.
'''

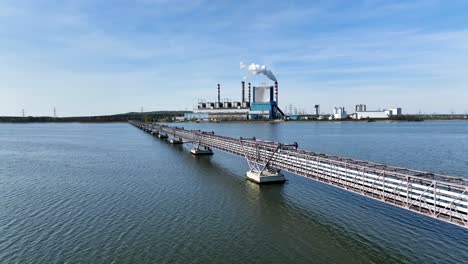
[130,121,468,229]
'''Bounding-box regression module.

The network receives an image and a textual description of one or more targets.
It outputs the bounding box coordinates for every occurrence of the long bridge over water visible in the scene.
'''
[129,121,468,229]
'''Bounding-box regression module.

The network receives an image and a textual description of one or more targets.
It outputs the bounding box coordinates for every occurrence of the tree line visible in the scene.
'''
[0,111,189,123]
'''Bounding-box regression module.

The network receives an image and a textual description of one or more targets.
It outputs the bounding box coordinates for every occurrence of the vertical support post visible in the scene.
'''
[433,181,437,216]
[406,176,409,208]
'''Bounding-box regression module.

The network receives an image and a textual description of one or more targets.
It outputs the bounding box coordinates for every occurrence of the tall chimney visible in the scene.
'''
[241,81,245,103]
[274,81,278,103]
[248,82,251,103]
[217,83,220,103]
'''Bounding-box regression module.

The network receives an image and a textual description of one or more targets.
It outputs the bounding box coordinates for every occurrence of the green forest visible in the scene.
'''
[0,111,189,123]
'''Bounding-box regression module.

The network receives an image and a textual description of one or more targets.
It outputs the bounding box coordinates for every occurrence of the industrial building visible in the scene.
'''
[351,104,402,119]
[313,105,320,116]
[185,81,285,121]
[331,107,348,120]
[328,104,403,120]
[249,81,284,119]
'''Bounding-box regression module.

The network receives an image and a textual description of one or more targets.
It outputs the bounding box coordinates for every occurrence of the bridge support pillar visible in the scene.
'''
[158,133,168,139]
[240,139,293,184]
[169,137,183,144]
[246,170,285,184]
[190,132,214,155]
[191,146,213,155]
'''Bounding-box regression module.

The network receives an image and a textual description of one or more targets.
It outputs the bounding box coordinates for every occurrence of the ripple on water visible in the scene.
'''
[0,122,467,263]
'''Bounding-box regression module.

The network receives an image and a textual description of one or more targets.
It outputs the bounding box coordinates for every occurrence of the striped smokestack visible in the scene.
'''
[274,81,278,103]
[241,81,245,103]
[217,83,220,103]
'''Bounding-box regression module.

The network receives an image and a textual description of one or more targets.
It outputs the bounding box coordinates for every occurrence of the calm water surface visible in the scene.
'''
[0,121,467,263]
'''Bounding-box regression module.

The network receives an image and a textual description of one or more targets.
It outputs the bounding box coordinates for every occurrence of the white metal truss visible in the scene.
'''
[239,137,276,173]
[190,130,213,151]
[130,121,468,229]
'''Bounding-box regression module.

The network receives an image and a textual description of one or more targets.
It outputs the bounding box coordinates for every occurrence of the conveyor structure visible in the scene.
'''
[129,121,468,229]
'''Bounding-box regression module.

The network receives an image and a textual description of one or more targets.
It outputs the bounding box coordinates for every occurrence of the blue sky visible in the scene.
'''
[1,0,467,116]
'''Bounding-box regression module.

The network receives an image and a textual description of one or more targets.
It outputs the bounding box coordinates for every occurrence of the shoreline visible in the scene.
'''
[181,118,467,124]
[1,118,467,124]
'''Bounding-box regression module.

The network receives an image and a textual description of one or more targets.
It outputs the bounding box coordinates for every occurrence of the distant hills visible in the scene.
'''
[0,111,190,123]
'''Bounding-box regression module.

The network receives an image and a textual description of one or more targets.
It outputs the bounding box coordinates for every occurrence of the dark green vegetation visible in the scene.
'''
[0,111,189,123]
[416,114,468,120]
[2,112,466,123]
[388,114,467,122]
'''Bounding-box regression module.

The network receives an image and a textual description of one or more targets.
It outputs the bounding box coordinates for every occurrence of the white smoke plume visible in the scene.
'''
[240,62,277,82]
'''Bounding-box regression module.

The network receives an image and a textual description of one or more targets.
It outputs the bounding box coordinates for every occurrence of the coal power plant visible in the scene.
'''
[249,80,285,119]
[185,81,285,121]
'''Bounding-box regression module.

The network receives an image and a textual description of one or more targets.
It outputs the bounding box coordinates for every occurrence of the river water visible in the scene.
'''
[0,121,467,263]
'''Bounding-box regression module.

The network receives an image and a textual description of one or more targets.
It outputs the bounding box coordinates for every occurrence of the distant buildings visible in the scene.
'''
[331,107,348,120]
[183,113,209,120]
[329,104,403,120]
[351,104,402,119]
[313,105,320,116]
[184,83,404,122]
[185,81,285,121]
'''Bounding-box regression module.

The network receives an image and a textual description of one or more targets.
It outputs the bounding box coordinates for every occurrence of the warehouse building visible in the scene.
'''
[351,104,402,119]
